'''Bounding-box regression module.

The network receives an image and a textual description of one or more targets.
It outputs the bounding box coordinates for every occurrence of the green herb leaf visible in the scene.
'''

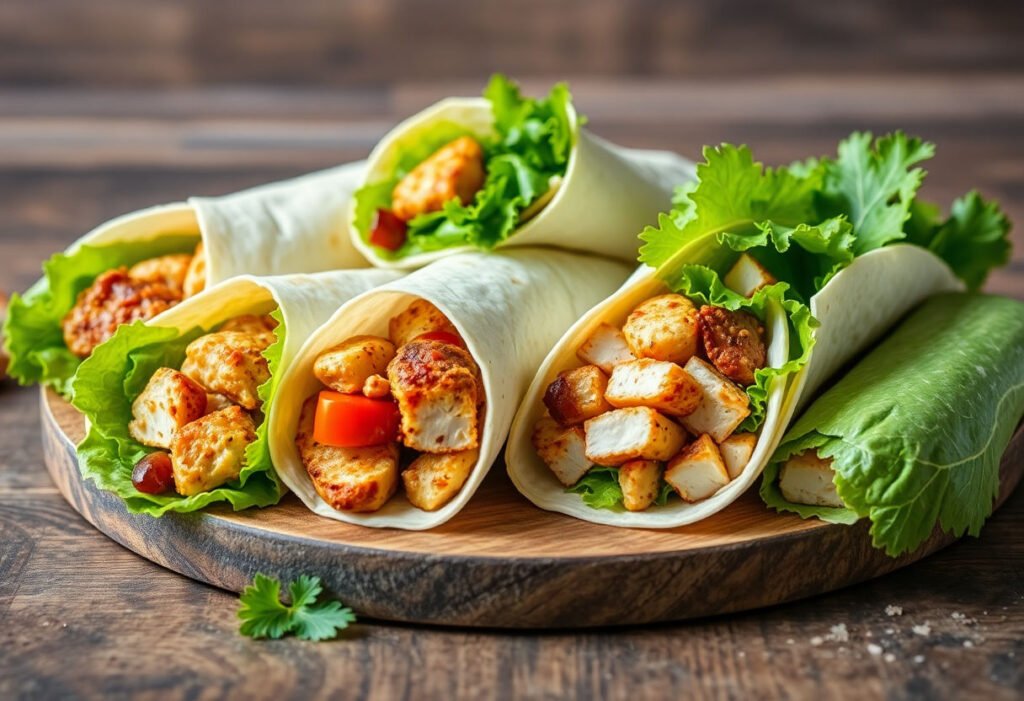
[238,574,356,641]
[567,465,679,510]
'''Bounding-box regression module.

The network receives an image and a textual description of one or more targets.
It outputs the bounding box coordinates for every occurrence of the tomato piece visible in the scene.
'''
[313,390,400,448]
[368,209,407,251]
[413,330,465,349]
[132,452,175,494]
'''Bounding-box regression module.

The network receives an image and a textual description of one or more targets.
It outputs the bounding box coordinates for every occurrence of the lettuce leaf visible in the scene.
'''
[3,235,199,394]
[70,319,283,516]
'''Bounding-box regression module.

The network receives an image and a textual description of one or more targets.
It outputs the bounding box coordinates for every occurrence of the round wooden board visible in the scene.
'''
[42,387,1024,629]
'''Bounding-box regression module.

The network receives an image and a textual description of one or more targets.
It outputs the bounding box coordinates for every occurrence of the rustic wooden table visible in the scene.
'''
[1,75,1023,698]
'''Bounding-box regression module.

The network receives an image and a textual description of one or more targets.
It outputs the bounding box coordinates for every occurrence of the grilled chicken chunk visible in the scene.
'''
[532,416,591,486]
[388,299,461,349]
[128,367,207,449]
[779,451,842,507]
[182,242,207,298]
[402,448,479,511]
[665,434,730,502]
[719,432,757,479]
[724,253,776,298]
[181,331,270,410]
[698,306,766,386]
[618,459,663,512]
[62,268,182,357]
[542,364,611,426]
[622,293,700,365]
[296,397,399,512]
[362,374,391,399]
[314,335,396,394]
[170,405,256,496]
[391,136,486,222]
[605,358,702,417]
[387,339,482,453]
[678,357,750,443]
[219,314,278,348]
[584,407,687,466]
[576,322,635,374]
[128,254,193,295]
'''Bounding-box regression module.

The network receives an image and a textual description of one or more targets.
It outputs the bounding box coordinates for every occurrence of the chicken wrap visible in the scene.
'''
[349,75,694,268]
[762,293,1024,556]
[69,269,399,515]
[6,163,370,393]
[268,249,632,529]
[506,132,1010,527]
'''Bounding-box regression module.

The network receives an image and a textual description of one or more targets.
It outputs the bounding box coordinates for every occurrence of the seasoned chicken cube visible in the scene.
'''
[128,367,208,449]
[387,339,482,453]
[719,432,758,479]
[605,358,702,417]
[362,374,391,399]
[391,136,486,222]
[622,294,699,365]
[388,298,461,349]
[170,405,256,496]
[219,315,278,348]
[698,305,766,386]
[542,364,611,426]
[314,335,396,394]
[532,416,591,486]
[584,407,687,466]
[180,331,271,410]
[618,459,663,512]
[296,396,399,512]
[402,448,478,511]
[577,322,635,374]
[779,451,843,507]
[665,434,730,502]
[128,253,193,295]
[724,253,777,298]
[182,242,207,298]
[679,357,750,443]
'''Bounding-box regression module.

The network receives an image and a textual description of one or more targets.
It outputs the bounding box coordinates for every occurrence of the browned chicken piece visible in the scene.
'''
[170,405,256,496]
[698,306,766,386]
[180,331,270,410]
[128,367,208,449]
[542,364,611,426]
[219,314,278,349]
[388,298,461,348]
[402,448,478,511]
[362,374,391,399]
[183,241,207,298]
[62,268,182,358]
[622,294,700,365]
[618,459,664,512]
[391,136,486,222]
[314,335,396,394]
[387,339,482,453]
[128,254,193,295]
[295,396,399,512]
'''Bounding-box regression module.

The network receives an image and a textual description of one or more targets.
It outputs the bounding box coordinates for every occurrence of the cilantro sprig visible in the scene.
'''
[238,574,356,641]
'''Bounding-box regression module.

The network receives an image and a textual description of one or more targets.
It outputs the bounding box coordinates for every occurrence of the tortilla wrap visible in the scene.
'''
[350,97,694,268]
[269,249,633,529]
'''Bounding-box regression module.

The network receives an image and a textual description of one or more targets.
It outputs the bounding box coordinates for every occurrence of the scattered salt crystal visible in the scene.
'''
[867,643,883,656]
[738,651,746,658]
[913,624,931,637]
[885,628,895,635]
[963,640,974,648]
[810,636,824,646]
[884,653,896,663]
[829,624,850,642]
[913,655,925,664]
[787,639,795,645]
[885,605,903,616]
[952,612,965,621]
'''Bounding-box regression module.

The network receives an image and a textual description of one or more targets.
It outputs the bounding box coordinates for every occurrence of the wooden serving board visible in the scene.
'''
[41,387,1024,629]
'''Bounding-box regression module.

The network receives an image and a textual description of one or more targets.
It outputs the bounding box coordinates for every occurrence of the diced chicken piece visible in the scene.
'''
[618,459,663,512]
[314,335,396,394]
[204,392,235,414]
[576,322,635,374]
[622,294,699,365]
[665,434,730,502]
[532,416,591,486]
[362,374,391,399]
[779,451,843,507]
[388,298,461,348]
[542,364,611,426]
[128,254,193,295]
[718,432,758,480]
[698,305,766,386]
[605,358,702,417]
[724,253,777,297]
[387,339,482,453]
[391,136,486,222]
[182,242,207,298]
[62,268,181,358]
[170,406,256,496]
[296,396,399,512]
[128,367,208,449]
[180,331,270,410]
[584,407,687,466]
[679,357,750,443]
[219,315,278,348]
[402,448,478,511]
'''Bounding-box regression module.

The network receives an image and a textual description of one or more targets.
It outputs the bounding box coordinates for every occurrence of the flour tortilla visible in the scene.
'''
[269,249,633,529]
[350,97,694,268]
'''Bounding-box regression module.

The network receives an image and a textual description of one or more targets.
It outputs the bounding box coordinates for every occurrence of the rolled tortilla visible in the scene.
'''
[269,249,633,529]
[505,244,963,528]
[350,96,694,268]
[71,268,400,516]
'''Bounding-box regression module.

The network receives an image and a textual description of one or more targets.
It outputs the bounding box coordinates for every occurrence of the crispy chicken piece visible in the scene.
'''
[62,268,182,358]
[698,306,766,386]
[542,364,612,426]
[362,374,391,399]
[622,294,699,365]
[779,451,842,507]
[388,299,461,349]
[532,416,591,486]
[665,434,730,502]
[314,335,396,394]
[402,448,478,511]
[679,357,751,443]
[583,407,687,466]
[296,397,399,512]
[182,242,207,298]
[387,339,482,453]
[180,331,270,410]
[391,136,486,222]
[220,315,278,348]
[170,405,256,496]
[605,358,702,417]
[128,254,193,295]
[576,322,635,374]
[724,253,776,298]
[719,432,758,480]
[618,459,663,512]
[128,367,208,449]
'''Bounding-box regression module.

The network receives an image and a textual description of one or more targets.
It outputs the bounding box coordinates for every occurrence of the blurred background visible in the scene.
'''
[2,0,1023,294]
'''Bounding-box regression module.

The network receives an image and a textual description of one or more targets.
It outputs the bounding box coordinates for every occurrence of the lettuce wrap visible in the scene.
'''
[70,269,399,516]
[762,293,1024,556]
